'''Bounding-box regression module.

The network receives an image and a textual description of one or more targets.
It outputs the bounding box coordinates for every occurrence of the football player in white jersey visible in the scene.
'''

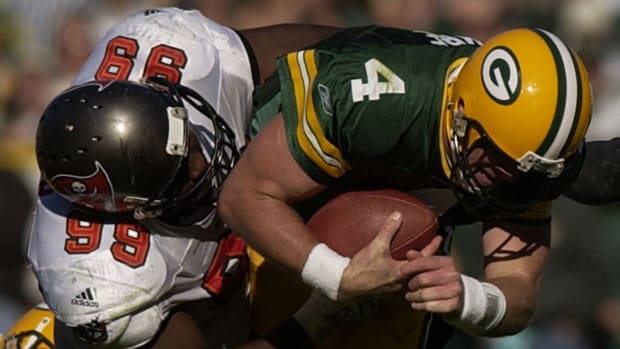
[27,6,343,349]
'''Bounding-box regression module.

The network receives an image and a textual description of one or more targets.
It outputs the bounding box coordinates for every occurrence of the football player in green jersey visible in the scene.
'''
[219,25,592,347]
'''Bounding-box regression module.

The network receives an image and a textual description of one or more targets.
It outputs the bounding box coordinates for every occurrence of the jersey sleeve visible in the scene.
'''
[276,49,352,182]
[274,26,478,184]
[275,27,418,183]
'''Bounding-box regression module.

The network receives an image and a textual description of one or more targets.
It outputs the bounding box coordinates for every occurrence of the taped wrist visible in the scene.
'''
[448,274,507,335]
[301,243,350,300]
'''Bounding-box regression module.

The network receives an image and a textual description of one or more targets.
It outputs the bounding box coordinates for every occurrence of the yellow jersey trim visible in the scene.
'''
[286,50,350,178]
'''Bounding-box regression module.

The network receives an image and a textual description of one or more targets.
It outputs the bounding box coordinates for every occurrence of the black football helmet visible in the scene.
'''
[36,78,239,219]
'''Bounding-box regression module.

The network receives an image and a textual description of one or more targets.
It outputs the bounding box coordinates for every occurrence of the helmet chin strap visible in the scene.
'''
[517,151,565,178]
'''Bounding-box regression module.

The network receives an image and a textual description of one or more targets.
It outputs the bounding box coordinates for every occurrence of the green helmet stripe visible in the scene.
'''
[532,28,581,159]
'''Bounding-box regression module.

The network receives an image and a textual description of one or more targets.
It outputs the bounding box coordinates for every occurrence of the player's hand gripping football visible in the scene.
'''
[400,238,464,316]
[338,212,439,301]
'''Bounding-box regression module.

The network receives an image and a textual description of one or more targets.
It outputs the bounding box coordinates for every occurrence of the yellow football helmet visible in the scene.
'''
[439,28,592,211]
[0,304,54,349]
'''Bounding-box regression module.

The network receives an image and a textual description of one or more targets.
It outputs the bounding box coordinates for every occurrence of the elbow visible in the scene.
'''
[506,306,535,336]
[483,308,533,338]
[518,301,537,331]
[499,296,537,337]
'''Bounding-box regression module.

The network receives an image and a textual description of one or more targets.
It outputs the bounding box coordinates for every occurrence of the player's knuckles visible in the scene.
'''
[447,283,462,299]
[400,256,439,274]
[407,287,441,303]
[440,298,462,314]
[409,301,426,312]
[412,300,449,313]
[399,259,425,274]
[427,299,460,314]
[448,274,463,289]
[434,284,461,300]
[406,249,424,261]
[433,256,456,268]
[408,295,461,314]
[436,270,461,286]
[409,272,435,289]
[404,290,424,303]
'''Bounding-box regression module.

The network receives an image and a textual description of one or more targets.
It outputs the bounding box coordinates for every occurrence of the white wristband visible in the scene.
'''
[301,243,350,300]
[452,274,507,334]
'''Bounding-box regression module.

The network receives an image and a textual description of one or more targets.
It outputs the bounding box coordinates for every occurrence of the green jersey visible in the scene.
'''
[254,26,479,189]
[251,26,582,221]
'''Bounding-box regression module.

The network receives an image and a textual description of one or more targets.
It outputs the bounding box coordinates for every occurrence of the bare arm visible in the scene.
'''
[219,115,409,300]
[480,220,550,335]
[219,114,323,273]
[239,24,342,83]
[401,220,549,336]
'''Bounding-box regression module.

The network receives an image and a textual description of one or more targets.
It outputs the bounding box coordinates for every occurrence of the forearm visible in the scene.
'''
[483,275,537,336]
[218,188,317,273]
[443,273,536,337]
[219,114,352,297]
[448,221,548,337]
[219,185,353,300]
[478,222,547,335]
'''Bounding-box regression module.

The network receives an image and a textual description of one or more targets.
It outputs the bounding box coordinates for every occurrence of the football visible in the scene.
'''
[306,189,439,260]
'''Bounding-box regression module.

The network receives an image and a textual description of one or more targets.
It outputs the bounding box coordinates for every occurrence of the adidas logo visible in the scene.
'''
[71,287,99,308]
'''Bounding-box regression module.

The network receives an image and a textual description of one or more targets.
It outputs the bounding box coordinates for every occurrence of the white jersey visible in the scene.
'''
[29,192,248,348]
[74,6,255,155]
[27,7,254,348]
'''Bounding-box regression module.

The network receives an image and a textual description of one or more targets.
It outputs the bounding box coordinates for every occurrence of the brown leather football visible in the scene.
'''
[307,189,439,260]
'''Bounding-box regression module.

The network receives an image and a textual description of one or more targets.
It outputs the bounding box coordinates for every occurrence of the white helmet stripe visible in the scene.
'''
[536,29,580,160]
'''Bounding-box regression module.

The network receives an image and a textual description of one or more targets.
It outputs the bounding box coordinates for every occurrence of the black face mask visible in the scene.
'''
[132,77,240,224]
[3,330,55,349]
[447,118,585,220]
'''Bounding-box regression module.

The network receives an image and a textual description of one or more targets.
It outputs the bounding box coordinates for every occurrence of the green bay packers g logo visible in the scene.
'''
[481,46,520,105]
